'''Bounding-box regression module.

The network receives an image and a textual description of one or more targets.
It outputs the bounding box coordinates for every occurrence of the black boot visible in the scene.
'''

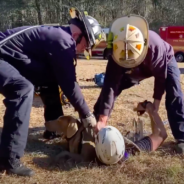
[0,157,35,177]
[43,130,59,140]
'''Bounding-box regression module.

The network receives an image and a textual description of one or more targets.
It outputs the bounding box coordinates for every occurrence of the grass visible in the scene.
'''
[0,59,184,184]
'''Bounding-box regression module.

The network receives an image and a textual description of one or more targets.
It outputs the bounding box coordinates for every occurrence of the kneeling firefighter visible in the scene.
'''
[0,7,105,176]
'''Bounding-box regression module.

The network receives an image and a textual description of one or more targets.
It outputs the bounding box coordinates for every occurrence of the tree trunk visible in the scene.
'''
[35,0,43,24]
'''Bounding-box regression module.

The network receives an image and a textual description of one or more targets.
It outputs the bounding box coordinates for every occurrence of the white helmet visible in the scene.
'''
[95,126,125,165]
[108,15,149,68]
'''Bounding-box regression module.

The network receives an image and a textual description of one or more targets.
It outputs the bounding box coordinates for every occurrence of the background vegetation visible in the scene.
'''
[1,0,184,32]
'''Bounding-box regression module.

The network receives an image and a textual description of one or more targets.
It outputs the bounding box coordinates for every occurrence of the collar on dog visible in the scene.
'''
[75,33,83,45]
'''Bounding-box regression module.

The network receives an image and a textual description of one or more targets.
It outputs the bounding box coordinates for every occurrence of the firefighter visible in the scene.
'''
[0,7,105,177]
[34,84,66,140]
[93,15,184,154]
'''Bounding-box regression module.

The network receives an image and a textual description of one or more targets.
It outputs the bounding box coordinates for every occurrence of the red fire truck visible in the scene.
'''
[91,28,109,59]
[159,26,184,62]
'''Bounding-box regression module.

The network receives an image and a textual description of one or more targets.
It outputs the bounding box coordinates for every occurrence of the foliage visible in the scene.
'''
[0,0,184,32]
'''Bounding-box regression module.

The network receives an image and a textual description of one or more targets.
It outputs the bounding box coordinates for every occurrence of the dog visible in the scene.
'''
[45,115,96,164]
[45,115,142,166]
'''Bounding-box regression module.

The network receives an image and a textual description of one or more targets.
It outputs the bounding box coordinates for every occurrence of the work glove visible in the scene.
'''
[81,112,97,128]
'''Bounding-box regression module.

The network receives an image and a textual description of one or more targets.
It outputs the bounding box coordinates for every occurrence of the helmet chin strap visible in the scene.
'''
[75,33,91,60]
[75,32,90,48]
[76,33,83,45]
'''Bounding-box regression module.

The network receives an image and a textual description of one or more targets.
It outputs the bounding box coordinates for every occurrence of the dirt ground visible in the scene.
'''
[1,59,184,184]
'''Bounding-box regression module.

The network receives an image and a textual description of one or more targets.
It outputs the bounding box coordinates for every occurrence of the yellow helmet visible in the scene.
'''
[108,15,149,68]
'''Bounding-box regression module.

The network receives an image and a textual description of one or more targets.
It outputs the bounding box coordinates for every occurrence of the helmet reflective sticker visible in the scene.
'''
[120,27,124,32]
[114,35,118,40]
[70,8,77,18]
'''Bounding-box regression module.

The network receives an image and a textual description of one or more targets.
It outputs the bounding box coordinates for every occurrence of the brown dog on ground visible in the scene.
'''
[45,115,142,165]
[45,115,96,164]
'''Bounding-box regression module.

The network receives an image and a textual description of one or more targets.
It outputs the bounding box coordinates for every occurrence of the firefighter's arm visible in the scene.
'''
[94,32,124,121]
[49,46,96,128]
[94,56,124,131]
[151,56,167,112]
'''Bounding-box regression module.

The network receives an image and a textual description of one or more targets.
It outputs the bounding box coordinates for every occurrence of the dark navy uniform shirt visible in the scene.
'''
[94,30,174,116]
[0,25,90,117]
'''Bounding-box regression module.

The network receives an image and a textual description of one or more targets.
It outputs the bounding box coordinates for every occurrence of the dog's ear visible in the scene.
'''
[54,115,80,138]
[45,119,58,132]
[56,115,74,131]
[66,120,79,139]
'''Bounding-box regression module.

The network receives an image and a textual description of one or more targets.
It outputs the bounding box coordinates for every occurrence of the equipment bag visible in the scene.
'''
[94,73,105,87]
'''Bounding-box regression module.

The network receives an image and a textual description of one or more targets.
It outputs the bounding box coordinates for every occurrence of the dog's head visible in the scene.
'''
[45,115,81,139]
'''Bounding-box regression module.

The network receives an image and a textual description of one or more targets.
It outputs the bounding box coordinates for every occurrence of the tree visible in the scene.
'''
[0,0,184,31]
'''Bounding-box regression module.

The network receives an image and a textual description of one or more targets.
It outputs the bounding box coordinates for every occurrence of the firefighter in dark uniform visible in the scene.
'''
[94,15,184,155]
[0,8,106,176]
[34,84,67,139]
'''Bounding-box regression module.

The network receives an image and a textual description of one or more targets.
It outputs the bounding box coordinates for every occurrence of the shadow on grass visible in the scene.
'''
[25,133,184,171]
[32,95,44,108]
[32,156,99,172]
[0,126,81,171]
[0,126,182,172]
[26,127,98,171]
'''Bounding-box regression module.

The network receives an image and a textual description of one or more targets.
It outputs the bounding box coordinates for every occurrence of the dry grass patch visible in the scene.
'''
[0,59,184,184]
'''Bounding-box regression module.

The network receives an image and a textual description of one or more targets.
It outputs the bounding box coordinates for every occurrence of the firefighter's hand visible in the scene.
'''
[81,112,97,128]
[93,115,108,133]
[94,121,106,133]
